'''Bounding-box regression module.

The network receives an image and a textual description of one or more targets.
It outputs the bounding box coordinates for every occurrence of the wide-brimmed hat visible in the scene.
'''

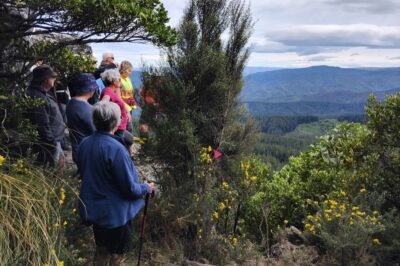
[32,64,57,83]
[70,73,98,94]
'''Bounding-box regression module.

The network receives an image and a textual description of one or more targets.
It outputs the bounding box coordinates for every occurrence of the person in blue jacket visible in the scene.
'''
[66,73,98,164]
[77,101,154,265]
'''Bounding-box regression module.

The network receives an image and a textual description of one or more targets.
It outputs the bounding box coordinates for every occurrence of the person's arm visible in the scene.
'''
[112,149,150,199]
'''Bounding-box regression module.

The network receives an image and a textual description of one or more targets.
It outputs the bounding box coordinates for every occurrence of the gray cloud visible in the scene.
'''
[323,0,400,14]
[389,56,400,60]
[266,24,400,49]
[307,55,335,62]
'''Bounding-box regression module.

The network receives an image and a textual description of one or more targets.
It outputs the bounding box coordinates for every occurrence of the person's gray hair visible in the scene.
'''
[102,51,114,60]
[119,60,133,74]
[92,101,121,131]
[101,69,120,86]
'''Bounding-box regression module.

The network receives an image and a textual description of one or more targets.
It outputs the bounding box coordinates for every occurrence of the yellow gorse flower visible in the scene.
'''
[212,211,219,220]
[59,187,66,205]
[231,237,238,246]
[200,147,213,164]
[329,200,337,206]
[222,181,229,189]
[372,238,381,245]
[0,155,5,166]
[356,211,366,217]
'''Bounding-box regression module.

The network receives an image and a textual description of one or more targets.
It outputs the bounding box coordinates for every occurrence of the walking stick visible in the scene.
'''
[137,190,154,266]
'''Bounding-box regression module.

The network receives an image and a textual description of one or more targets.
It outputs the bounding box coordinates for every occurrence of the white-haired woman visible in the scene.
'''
[100,69,130,136]
[77,101,154,265]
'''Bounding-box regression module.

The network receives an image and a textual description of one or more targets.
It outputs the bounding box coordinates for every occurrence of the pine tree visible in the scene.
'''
[141,0,258,257]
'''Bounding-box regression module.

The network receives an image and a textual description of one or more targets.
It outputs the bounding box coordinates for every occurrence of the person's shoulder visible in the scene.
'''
[67,100,92,114]
[101,87,115,98]
[78,134,93,150]
[102,87,112,93]
[95,133,124,148]
[27,85,44,98]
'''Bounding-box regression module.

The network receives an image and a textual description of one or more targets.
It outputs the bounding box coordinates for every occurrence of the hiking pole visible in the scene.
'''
[137,187,154,266]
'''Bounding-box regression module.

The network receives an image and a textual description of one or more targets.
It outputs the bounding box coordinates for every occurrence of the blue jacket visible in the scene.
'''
[77,131,150,228]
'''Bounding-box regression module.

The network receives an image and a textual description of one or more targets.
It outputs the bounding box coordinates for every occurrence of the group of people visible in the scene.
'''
[27,52,155,265]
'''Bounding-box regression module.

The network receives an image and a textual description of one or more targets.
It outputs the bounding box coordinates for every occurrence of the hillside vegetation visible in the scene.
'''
[254,117,339,169]
[242,66,400,102]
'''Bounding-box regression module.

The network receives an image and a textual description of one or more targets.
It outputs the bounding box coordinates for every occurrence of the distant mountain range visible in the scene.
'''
[241,66,400,116]
[131,65,400,116]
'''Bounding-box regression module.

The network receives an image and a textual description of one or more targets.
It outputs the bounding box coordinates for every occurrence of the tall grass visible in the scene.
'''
[0,161,64,265]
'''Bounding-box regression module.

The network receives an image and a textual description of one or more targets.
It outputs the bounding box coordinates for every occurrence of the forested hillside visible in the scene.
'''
[241,66,400,116]
[242,66,400,102]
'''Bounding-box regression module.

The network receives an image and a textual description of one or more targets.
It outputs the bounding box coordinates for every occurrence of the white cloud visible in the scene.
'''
[248,47,400,68]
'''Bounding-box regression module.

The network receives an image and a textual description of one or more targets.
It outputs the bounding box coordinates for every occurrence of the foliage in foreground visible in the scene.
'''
[0,157,71,265]
[239,94,400,264]
[1,0,177,91]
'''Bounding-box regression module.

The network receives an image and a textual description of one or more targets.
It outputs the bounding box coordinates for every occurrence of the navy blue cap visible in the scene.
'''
[70,73,98,94]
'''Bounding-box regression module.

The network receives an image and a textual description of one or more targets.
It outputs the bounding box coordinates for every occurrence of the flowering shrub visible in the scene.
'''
[302,190,386,264]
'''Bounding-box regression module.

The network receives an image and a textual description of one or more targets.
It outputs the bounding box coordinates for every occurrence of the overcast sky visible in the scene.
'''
[91,0,400,68]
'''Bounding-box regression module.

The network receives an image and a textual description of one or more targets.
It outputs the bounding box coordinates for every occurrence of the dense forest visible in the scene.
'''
[252,115,366,169]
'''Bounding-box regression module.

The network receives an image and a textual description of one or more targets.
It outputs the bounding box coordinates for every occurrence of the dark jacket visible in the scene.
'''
[77,131,150,228]
[93,63,117,79]
[27,84,65,164]
[66,99,95,163]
